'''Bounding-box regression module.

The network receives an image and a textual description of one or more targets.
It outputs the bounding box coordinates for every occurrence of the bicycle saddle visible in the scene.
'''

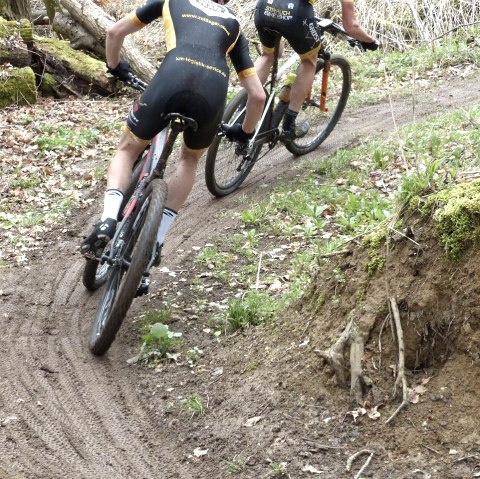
[164,112,198,132]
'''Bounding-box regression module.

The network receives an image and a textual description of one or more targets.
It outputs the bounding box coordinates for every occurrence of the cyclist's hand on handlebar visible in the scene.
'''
[107,60,132,82]
[360,39,380,52]
[222,123,254,143]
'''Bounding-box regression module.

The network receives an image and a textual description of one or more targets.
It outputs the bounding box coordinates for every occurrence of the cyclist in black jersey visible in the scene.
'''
[81,0,265,262]
[252,0,378,140]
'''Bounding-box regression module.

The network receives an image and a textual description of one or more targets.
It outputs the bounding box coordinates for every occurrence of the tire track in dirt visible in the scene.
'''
[0,75,479,478]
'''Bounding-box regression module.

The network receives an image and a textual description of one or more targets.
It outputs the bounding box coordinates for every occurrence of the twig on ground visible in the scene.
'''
[453,455,479,463]
[421,444,442,455]
[346,449,374,478]
[387,225,422,247]
[385,297,409,424]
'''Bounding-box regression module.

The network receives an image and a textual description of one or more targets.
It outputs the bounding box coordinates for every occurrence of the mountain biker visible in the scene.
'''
[228,0,379,142]
[81,0,265,266]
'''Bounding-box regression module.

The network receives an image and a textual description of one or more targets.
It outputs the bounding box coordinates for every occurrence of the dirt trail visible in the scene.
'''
[0,74,479,478]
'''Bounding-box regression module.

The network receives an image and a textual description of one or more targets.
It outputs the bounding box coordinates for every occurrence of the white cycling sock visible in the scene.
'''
[101,189,124,221]
[156,208,177,246]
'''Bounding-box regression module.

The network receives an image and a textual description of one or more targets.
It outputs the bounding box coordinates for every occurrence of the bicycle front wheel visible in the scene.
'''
[89,178,167,356]
[286,54,351,156]
[205,90,261,197]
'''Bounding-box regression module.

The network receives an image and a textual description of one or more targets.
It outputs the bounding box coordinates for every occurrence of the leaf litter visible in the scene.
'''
[0,96,131,265]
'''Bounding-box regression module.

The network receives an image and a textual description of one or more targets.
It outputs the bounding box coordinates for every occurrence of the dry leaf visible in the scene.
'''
[193,447,208,457]
[244,416,263,427]
[302,464,323,474]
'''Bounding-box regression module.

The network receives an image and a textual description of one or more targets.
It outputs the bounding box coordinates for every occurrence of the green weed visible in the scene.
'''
[184,394,206,417]
[128,322,182,365]
[225,456,246,475]
[225,290,277,331]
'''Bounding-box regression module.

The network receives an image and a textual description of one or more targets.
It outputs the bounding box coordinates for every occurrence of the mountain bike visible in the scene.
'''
[205,18,361,197]
[82,75,198,356]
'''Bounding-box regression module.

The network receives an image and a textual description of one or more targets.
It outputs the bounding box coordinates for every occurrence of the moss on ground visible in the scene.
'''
[423,179,480,260]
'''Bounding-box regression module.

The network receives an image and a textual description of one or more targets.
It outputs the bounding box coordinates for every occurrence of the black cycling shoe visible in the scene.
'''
[280,120,310,143]
[80,218,117,259]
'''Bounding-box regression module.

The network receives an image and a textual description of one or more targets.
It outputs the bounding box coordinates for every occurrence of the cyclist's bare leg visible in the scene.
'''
[165,143,206,212]
[288,52,317,112]
[107,131,147,192]
[254,51,274,85]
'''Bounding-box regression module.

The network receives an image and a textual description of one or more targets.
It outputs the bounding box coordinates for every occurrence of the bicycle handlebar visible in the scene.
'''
[315,17,378,52]
[124,73,148,92]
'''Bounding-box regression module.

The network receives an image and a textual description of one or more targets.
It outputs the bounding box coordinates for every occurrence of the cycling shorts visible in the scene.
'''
[126,49,227,151]
[254,0,321,59]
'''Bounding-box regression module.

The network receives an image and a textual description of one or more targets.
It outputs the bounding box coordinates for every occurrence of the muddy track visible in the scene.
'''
[0,75,479,478]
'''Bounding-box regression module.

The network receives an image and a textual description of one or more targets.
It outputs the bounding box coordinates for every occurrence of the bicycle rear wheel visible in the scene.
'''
[286,54,351,156]
[82,156,147,292]
[205,90,263,197]
[89,178,167,356]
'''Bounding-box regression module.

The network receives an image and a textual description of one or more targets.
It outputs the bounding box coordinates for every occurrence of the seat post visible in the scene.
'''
[270,33,282,92]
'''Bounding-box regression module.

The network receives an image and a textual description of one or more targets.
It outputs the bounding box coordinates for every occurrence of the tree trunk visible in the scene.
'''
[0,0,31,20]
[58,0,156,81]
[52,11,105,58]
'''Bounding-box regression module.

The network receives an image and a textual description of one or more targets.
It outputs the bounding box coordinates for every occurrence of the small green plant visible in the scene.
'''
[269,462,290,477]
[184,394,206,417]
[225,455,246,475]
[225,290,277,331]
[128,322,182,365]
[186,346,203,366]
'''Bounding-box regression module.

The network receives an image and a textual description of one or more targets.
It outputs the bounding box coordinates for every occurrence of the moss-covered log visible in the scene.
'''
[0,67,37,107]
[33,36,116,96]
[58,0,156,82]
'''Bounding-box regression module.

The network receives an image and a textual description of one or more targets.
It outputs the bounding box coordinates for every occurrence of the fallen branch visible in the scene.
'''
[385,297,409,424]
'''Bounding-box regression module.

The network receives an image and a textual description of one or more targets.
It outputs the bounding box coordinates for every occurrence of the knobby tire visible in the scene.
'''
[89,178,167,356]
[285,54,351,156]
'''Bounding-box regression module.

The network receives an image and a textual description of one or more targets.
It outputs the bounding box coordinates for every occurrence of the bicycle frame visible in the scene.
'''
[100,113,197,271]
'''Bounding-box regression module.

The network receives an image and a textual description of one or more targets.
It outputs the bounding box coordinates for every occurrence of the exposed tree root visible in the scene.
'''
[315,295,411,417]
[385,297,409,424]
[315,316,371,404]
[314,317,353,389]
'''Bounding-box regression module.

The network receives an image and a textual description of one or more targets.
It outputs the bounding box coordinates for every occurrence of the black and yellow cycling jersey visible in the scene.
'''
[125,0,256,150]
[254,0,321,59]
